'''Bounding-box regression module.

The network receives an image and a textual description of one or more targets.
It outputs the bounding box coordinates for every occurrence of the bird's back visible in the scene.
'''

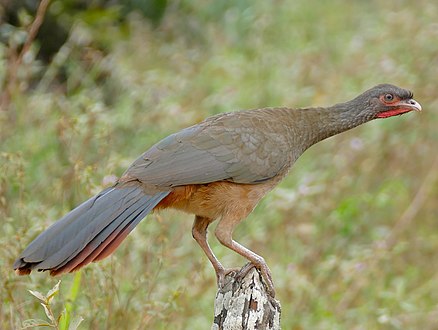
[124,107,301,189]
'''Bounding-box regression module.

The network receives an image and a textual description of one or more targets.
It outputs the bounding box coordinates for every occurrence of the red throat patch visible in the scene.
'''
[376,107,412,118]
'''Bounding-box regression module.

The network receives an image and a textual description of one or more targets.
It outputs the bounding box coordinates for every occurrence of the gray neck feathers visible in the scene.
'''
[283,100,373,152]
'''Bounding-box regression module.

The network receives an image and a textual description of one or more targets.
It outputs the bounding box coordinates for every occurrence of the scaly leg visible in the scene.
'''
[214,214,276,297]
[192,216,239,286]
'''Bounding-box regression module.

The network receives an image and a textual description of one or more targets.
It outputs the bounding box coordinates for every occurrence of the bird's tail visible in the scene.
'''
[13,186,169,276]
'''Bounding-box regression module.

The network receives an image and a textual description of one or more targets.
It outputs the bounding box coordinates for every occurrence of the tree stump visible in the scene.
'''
[211,264,281,330]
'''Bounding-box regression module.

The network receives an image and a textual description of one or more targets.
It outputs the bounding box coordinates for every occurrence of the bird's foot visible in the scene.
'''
[258,264,276,298]
[216,262,276,298]
[241,261,276,298]
[216,267,241,288]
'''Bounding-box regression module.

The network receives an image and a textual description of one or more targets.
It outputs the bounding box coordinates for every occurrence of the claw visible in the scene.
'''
[258,263,276,297]
[239,262,276,297]
[216,263,276,297]
[216,267,241,287]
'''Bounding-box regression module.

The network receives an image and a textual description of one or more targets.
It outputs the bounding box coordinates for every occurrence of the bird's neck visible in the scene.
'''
[287,100,372,150]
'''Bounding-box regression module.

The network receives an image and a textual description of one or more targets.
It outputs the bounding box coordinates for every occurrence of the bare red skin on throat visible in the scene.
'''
[376,107,412,118]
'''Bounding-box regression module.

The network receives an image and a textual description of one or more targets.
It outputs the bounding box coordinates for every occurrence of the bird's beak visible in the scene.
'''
[397,98,422,112]
[376,98,422,118]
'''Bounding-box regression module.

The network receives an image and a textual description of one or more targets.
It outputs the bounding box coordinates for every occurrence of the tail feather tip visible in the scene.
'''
[15,267,32,276]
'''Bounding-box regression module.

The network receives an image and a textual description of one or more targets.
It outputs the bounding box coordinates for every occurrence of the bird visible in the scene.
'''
[14,84,421,297]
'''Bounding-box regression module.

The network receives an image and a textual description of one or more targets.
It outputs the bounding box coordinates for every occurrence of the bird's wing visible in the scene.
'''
[124,109,293,187]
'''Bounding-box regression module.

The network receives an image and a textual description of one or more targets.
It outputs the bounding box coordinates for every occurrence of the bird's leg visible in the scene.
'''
[214,215,276,297]
[192,216,240,286]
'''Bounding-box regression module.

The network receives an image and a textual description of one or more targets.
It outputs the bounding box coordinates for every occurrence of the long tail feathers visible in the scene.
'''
[13,186,169,276]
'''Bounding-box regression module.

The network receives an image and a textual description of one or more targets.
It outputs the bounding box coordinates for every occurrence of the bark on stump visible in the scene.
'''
[211,264,281,330]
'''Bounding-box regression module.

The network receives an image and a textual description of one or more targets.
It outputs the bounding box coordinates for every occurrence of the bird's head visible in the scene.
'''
[302,84,422,146]
[355,84,422,119]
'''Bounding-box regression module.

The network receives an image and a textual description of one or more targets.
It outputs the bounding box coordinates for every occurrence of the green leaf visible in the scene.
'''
[59,272,83,330]
[41,303,56,324]
[59,309,67,330]
[28,290,46,303]
[69,272,82,302]
[47,280,61,302]
[22,318,53,328]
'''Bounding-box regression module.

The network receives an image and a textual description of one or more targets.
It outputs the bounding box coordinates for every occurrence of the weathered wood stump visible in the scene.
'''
[211,264,281,330]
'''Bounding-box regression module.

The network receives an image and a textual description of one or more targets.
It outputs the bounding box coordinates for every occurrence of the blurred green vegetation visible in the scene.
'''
[1,0,437,329]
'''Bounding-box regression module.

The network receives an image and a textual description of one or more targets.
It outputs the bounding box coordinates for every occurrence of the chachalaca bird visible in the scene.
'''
[14,84,421,296]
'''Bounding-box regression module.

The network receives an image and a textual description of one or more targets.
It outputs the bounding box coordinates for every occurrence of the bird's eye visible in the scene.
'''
[384,93,394,102]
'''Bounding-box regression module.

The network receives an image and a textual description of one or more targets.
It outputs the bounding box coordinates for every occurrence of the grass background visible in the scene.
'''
[1,0,437,329]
